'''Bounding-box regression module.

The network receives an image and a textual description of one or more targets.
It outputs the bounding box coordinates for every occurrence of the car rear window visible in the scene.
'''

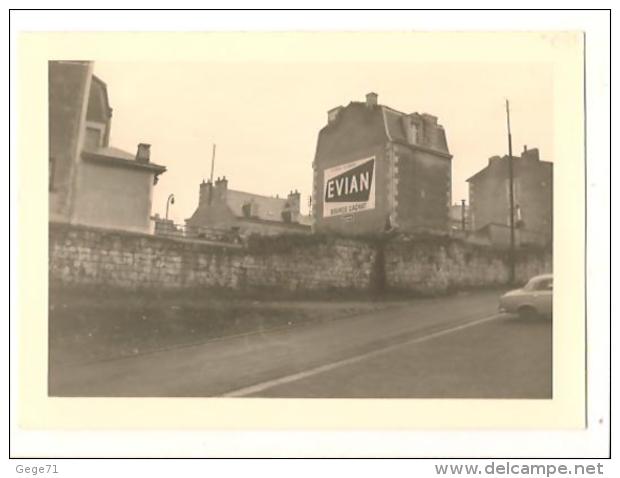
[534,278,552,291]
[524,277,553,291]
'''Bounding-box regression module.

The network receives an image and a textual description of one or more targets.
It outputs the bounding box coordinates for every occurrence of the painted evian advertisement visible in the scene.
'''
[323,156,376,218]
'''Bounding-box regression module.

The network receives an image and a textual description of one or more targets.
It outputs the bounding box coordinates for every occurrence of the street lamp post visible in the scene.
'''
[165,193,175,220]
[506,100,516,284]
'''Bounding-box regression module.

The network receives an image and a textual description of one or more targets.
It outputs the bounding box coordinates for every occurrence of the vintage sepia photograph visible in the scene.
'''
[11,6,613,458]
[47,55,555,399]
[10,3,616,461]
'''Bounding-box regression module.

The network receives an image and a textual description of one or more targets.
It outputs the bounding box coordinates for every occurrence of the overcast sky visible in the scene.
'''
[94,61,553,224]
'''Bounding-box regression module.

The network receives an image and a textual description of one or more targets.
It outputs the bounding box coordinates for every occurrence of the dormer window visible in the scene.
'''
[408,123,418,144]
[84,127,102,150]
[84,122,105,150]
[402,115,419,145]
[242,200,259,218]
[242,202,252,218]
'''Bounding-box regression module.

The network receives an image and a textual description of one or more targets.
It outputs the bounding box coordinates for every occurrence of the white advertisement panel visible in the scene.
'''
[322,156,376,218]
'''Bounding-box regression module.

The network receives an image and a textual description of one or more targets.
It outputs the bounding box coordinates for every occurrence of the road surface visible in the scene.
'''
[49,290,552,398]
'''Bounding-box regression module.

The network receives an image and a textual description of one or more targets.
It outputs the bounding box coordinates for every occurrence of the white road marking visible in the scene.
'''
[221,313,503,397]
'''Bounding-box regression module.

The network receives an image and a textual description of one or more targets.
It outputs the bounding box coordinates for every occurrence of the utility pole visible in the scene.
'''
[210,144,216,183]
[208,144,216,205]
[506,100,516,283]
[461,199,466,231]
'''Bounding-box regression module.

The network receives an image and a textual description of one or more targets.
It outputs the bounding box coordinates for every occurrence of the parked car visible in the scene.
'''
[499,273,553,319]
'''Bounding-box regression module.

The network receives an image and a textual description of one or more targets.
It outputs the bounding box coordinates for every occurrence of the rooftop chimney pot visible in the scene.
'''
[422,113,438,125]
[521,147,540,161]
[366,92,378,108]
[327,106,343,124]
[136,143,151,163]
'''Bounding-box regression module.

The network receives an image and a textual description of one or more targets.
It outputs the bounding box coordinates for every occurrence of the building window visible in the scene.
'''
[514,179,520,202]
[409,123,418,144]
[515,204,525,229]
[505,178,519,203]
[533,278,553,291]
[84,126,102,150]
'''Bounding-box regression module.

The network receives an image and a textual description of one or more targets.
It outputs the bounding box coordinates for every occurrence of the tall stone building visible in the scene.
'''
[467,146,553,247]
[312,92,452,234]
[49,61,166,233]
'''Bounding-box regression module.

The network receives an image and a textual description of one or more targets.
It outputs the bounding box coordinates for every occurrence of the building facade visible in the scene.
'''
[467,147,553,247]
[186,177,312,237]
[49,61,166,234]
[312,92,452,235]
[449,202,470,233]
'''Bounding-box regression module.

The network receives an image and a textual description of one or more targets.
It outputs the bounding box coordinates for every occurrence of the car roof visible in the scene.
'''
[529,273,553,281]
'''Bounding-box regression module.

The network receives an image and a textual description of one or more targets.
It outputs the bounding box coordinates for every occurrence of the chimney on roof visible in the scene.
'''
[215,175,228,188]
[488,155,501,166]
[522,147,540,161]
[365,92,378,108]
[287,189,301,206]
[327,106,343,124]
[422,113,438,125]
[199,179,214,205]
[136,143,151,163]
[212,176,228,202]
[523,144,528,152]
[286,189,301,221]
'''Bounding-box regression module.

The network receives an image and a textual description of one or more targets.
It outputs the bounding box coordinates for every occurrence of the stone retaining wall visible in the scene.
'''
[49,223,374,292]
[384,237,552,294]
[49,222,551,294]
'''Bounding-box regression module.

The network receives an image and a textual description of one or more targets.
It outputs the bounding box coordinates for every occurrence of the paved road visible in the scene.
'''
[49,290,551,398]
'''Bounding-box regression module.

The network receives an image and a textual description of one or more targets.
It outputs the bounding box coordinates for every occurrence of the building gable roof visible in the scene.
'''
[86,75,113,123]
[226,190,289,222]
[186,188,311,228]
[318,100,450,158]
[81,146,166,174]
[382,107,408,143]
[382,106,451,156]
[466,153,553,183]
